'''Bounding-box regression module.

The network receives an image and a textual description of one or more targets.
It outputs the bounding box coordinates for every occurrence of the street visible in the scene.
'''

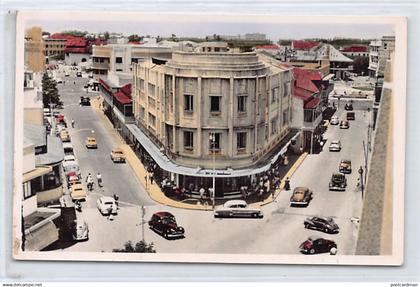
[47,66,371,256]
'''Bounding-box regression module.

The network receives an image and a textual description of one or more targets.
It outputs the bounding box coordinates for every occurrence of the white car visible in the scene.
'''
[214,200,263,218]
[329,140,342,152]
[63,142,74,155]
[72,219,89,241]
[63,155,78,167]
[330,115,339,125]
[97,196,118,215]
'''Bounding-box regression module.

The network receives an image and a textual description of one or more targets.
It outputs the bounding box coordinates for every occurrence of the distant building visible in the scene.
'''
[25,27,45,72]
[340,45,369,58]
[368,36,395,78]
[130,45,300,198]
[243,33,267,41]
[44,38,66,58]
[64,37,90,65]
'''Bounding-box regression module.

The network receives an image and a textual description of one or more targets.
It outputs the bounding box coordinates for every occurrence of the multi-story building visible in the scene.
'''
[368,36,395,78]
[44,38,66,58]
[24,27,45,72]
[130,43,300,198]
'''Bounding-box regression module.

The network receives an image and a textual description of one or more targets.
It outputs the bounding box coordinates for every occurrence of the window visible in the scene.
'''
[283,82,290,97]
[116,69,123,72]
[271,117,278,135]
[139,79,145,91]
[184,94,194,112]
[210,96,221,113]
[148,113,156,128]
[283,110,289,126]
[116,57,123,64]
[271,87,279,103]
[148,83,155,97]
[23,181,33,199]
[184,131,194,150]
[209,133,221,151]
[237,95,247,113]
[237,132,247,151]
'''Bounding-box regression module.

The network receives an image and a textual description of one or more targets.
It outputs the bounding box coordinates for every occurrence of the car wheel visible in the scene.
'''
[309,248,315,254]
[330,247,337,255]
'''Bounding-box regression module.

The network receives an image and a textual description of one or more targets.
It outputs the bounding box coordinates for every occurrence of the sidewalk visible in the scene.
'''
[91,97,307,210]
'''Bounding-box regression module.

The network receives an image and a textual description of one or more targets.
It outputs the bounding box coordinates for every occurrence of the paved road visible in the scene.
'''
[56,68,155,207]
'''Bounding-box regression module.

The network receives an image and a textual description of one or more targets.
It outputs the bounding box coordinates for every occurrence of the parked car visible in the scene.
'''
[339,159,352,174]
[304,217,340,234]
[110,148,126,163]
[299,236,337,255]
[79,96,91,106]
[63,142,74,155]
[344,102,354,111]
[329,173,347,191]
[290,187,313,207]
[76,71,82,77]
[339,120,350,129]
[64,164,81,178]
[63,155,78,168]
[148,211,185,239]
[346,112,355,121]
[70,183,87,201]
[64,72,70,77]
[97,196,117,215]
[72,219,89,241]
[59,130,71,142]
[85,137,97,149]
[214,200,263,218]
[330,115,339,125]
[329,140,341,152]
[67,174,81,189]
[56,78,63,84]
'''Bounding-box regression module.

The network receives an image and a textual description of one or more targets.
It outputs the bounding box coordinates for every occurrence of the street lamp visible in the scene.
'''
[209,133,216,209]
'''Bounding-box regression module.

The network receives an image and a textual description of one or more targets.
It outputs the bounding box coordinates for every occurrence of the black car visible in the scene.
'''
[344,102,353,111]
[346,112,355,121]
[300,236,338,255]
[148,212,185,239]
[339,159,352,174]
[329,173,347,191]
[80,96,91,106]
[304,216,340,234]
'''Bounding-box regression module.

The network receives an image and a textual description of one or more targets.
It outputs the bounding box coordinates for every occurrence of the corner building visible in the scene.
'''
[131,47,299,198]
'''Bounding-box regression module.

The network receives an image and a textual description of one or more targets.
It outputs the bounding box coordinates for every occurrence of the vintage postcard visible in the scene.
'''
[13,11,407,265]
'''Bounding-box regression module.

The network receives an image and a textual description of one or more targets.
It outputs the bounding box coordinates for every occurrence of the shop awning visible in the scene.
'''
[127,124,300,178]
[23,166,52,182]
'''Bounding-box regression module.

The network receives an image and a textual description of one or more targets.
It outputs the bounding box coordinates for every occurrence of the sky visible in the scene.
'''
[26,17,395,41]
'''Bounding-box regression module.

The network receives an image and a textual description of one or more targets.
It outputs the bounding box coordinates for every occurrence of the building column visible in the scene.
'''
[228,76,234,157]
[197,76,202,156]
[172,75,177,153]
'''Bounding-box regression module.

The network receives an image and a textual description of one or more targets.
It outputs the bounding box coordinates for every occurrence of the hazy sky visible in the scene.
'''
[27,18,395,40]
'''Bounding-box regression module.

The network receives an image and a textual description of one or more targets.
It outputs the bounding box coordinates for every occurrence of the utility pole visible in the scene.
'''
[358,166,364,198]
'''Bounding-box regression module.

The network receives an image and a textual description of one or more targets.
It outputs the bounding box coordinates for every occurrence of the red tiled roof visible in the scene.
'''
[99,78,111,92]
[113,91,131,105]
[293,87,315,101]
[120,84,132,99]
[255,44,280,50]
[292,40,319,51]
[128,41,144,45]
[293,68,321,94]
[341,46,368,53]
[304,97,321,109]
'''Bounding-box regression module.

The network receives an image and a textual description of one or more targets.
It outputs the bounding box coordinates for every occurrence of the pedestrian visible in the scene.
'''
[71,119,75,128]
[258,187,264,201]
[150,172,154,184]
[113,193,119,208]
[199,187,205,203]
[86,173,93,191]
[285,177,290,191]
[74,81,76,85]
[96,172,102,187]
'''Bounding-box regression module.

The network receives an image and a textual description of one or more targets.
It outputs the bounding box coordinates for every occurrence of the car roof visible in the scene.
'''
[100,196,115,202]
[113,148,123,152]
[293,187,309,192]
[154,211,174,217]
[72,183,83,189]
[63,142,73,148]
[64,155,76,160]
[308,236,322,241]
[333,173,344,176]
[341,159,351,163]
[224,200,247,206]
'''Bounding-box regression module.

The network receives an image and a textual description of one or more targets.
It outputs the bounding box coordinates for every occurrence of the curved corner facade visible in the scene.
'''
[133,51,293,170]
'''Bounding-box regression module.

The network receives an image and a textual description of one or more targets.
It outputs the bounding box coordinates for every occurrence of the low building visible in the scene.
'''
[340,45,369,58]
[64,37,90,65]
[25,27,45,72]
[131,44,300,198]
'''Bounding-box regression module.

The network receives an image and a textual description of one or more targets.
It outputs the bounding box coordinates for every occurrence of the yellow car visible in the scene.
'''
[110,148,126,163]
[85,137,97,149]
[70,183,87,201]
[60,130,71,142]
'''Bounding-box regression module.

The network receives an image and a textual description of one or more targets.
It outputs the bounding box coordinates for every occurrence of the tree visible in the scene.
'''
[352,56,370,75]
[42,72,63,109]
[128,34,142,42]
[103,31,110,41]
[112,240,156,253]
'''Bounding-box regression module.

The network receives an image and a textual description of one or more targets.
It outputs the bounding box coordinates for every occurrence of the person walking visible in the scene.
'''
[113,193,119,209]
[285,177,290,191]
[86,173,93,191]
[199,187,205,204]
[96,172,102,188]
[71,119,75,128]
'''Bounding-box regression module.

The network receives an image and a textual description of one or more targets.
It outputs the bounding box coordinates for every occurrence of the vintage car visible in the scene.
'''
[72,219,89,241]
[63,155,78,167]
[329,173,347,191]
[97,196,118,215]
[329,140,342,152]
[339,120,350,129]
[290,187,313,207]
[214,200,263,218]
[76,71,82,77]
[63,142,74,155]
[110,148,126,163]
[339,159,352,174]
[79,96,91,106]
[59,130,71,142]
[85,137,97,149]
[70,183,87,201]
[148,211,185,239]
[64,164,81,178]
[299,236,338,255]
[67,174,81,189]
[304,217,340,234]
[346,112,355,121]
[330,115,339,125]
